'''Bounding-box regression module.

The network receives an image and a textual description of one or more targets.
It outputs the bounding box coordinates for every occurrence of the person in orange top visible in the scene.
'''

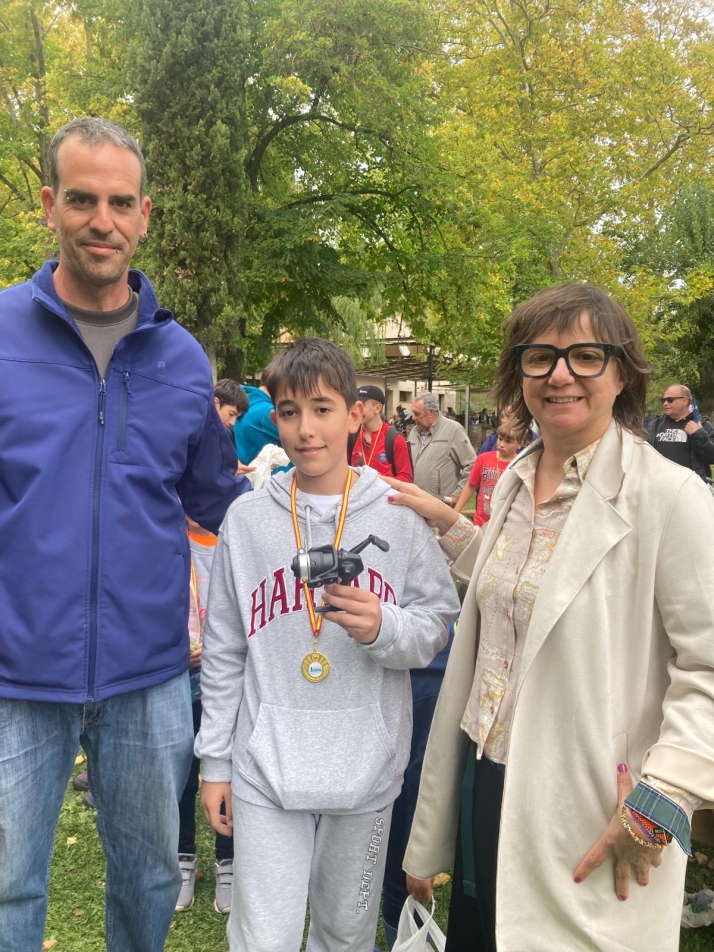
[350,385,413,481]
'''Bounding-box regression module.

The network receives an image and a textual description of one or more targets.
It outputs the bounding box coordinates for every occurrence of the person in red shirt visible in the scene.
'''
[350,385,413,481]
[454,425,523,525]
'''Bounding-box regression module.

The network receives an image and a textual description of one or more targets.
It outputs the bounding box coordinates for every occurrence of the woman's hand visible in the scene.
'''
[406,873,435,903]
[574,764,664,900]
[381,477,461,535]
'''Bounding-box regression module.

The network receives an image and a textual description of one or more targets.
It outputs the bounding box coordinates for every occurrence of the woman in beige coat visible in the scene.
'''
[386,284,714,951]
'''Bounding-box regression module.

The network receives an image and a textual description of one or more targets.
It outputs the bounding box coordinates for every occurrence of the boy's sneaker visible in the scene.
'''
[176,854,197,911]
[72,771,90,791]
[214,859,233,914]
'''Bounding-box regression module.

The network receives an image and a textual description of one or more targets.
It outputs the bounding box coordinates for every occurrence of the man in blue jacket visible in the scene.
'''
[0,118,250,952]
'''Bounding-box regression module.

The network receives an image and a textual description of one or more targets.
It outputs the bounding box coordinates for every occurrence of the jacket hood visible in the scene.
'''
[243,385,273,405]
[267,465,391,524]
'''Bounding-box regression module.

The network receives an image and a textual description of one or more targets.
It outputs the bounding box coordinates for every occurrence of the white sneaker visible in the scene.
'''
[214,858,233,914]
[176,853,197,911]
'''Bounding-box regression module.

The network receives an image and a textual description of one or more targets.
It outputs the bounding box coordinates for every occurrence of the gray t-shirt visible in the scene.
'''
[63,291,139,378]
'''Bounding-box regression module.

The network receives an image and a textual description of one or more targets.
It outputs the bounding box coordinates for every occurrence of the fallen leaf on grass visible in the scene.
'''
[434,872,452,887]
[694,852,709,866]
[66,836,77,846]
[195,869,204,882]
[74,753,86,766]
[42,941,57,950]
[74,909,84,917]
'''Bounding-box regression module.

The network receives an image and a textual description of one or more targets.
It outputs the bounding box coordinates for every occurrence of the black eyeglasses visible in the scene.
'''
[513,343,624,379]
[661,396,686,404]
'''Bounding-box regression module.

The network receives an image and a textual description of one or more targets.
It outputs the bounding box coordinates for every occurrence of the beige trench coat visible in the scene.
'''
[404,423,714,951]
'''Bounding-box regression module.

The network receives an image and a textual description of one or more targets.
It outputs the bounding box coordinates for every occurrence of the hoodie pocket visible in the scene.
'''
[243,702,396,811]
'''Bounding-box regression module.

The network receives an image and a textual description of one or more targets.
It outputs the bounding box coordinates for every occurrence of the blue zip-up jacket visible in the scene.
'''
[0,262,250,703]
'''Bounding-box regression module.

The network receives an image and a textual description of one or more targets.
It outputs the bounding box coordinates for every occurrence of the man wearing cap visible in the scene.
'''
[351,385,412,480]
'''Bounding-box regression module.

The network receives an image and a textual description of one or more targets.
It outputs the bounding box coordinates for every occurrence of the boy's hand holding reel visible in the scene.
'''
[291,535,390,645]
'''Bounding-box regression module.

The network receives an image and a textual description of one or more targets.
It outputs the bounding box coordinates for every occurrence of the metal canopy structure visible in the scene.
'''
[357,337,479,388]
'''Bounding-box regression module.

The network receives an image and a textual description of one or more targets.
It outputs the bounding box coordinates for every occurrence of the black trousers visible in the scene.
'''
[446,750,504,952]
[178,700,234,861]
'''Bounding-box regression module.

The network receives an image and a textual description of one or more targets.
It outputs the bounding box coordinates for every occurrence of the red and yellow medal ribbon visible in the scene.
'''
[358,422,383,468]
[290,469,352,638]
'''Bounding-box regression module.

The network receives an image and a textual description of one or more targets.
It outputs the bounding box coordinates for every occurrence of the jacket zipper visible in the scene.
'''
[117,372,132,451]
[88,378,107,700]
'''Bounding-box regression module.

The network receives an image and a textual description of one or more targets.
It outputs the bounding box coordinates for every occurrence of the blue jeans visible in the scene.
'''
[0,673,193,952]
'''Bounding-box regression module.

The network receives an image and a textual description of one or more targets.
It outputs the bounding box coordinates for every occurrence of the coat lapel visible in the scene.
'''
[517,424,633,687]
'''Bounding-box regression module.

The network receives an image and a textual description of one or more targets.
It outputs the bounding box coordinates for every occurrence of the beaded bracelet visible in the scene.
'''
[620,807,664,850]
[630,809,671,846]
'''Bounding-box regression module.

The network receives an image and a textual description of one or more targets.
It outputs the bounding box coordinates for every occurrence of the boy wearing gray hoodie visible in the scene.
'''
[196,339,459,951]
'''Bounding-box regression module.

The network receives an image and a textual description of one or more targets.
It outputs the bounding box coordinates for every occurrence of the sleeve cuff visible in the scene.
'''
[438,513,476,561]
[625,781,693,855]
[198,757,233,784]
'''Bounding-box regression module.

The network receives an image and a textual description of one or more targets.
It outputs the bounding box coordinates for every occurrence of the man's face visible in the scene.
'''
[410,400,438,432]
[662,387,690,421]
[40,136,151,295]
[214,398,241,430]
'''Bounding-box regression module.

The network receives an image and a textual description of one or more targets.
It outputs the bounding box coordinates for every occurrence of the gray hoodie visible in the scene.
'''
[196,466,459,814]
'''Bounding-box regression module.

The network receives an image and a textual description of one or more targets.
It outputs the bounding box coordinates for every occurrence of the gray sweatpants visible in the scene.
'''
[227,796,394,952]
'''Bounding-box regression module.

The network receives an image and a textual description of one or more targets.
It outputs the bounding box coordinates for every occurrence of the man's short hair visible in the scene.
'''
[48,118,147,196]
[414,392,440,414]
[214,378,249,415]
[262,338,357,409]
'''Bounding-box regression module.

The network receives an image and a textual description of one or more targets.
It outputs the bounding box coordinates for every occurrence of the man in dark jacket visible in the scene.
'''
[646,384,714,481]
[0,119,250,952]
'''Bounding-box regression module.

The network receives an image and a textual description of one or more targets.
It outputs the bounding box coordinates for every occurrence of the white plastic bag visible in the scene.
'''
[244,443,290,489]
[392,896,446,952]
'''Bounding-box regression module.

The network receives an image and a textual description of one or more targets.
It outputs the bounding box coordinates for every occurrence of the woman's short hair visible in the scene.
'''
[493,283,649,437]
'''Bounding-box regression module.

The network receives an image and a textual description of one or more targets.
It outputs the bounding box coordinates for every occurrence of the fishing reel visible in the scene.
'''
[291,534,390,608]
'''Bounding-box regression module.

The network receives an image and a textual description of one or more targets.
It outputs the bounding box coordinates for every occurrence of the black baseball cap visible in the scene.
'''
[357,385,386,404]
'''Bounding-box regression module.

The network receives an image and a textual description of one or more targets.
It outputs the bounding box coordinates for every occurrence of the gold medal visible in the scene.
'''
[291,470,352,684]
[302,650,330,683]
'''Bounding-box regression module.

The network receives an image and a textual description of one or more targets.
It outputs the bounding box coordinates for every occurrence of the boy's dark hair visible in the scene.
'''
[214,378,249,415]
[262,338,357,408]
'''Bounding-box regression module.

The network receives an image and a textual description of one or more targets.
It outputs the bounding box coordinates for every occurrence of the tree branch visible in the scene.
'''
[0,171,30,203]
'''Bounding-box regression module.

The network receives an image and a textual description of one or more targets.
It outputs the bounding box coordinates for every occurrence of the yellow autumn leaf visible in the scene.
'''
[42,941,57,950]
[66,836,77,846]
[433,872,451,887]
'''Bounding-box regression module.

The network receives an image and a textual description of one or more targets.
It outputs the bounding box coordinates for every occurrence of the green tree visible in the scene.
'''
[416,0,714,380]
[129,0,444,376]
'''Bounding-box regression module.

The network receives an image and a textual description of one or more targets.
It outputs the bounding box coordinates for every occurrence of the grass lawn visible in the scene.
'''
[45,764,713,951]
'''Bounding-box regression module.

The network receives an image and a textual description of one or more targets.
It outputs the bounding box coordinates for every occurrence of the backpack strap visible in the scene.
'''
[384,425,398,474]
